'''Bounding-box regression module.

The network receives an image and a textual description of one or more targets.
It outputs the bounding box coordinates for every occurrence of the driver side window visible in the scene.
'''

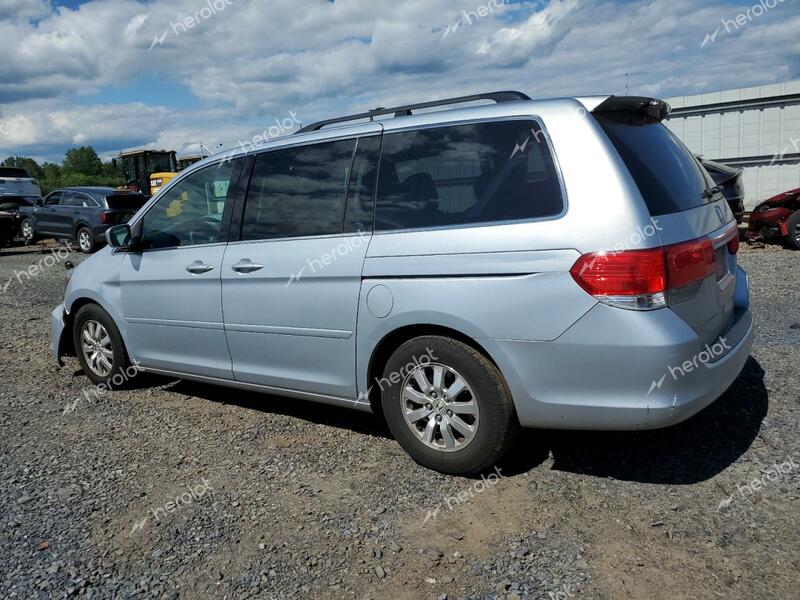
[142,161,236,249]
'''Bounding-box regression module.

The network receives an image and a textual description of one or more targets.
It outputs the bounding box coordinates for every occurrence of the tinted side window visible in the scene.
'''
[142,161,237,249]
[344,135,381,233]
[60,193,82,207]
[242,138,357,241]
[375,120,563,231]
[44,192,62,206]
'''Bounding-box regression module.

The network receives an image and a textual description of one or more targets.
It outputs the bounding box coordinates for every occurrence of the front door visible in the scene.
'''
[36,191,62,234]
[222,131,381,399]
[118,159,244,379]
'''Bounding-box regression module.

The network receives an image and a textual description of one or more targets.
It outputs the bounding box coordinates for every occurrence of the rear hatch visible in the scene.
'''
[104,192,147,225]
[593,98,738,347]
[0,167,40,200]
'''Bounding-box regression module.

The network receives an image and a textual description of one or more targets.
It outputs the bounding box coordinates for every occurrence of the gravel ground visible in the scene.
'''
[0,240,798,599]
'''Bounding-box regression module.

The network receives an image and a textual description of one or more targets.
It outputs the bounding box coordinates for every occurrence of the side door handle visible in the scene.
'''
[186,261,215,274]
[231,259,264,273]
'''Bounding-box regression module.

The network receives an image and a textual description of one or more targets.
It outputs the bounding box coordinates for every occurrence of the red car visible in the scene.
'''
[747,187,800,249]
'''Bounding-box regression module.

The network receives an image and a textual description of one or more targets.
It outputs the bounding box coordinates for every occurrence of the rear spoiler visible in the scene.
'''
[592,96,671,123]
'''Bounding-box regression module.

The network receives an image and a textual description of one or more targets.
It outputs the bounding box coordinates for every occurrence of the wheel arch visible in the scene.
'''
[72,221,94,238]
[366,323,505,415]
[61,295,129,358]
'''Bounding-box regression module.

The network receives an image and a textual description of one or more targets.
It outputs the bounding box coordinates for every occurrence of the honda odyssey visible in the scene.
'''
[51,92,754,474]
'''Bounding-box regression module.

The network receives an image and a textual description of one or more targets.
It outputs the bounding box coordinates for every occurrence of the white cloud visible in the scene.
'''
[0,0,798,162]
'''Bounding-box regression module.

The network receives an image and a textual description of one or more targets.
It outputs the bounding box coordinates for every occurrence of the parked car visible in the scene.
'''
[20,187,147,253]
[696,157,745,224]
[50,92,753,475]
[746,187,800,249]
[0,166,41,211]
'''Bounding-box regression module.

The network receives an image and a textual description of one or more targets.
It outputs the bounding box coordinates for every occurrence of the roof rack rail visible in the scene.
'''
[295,90,531,134]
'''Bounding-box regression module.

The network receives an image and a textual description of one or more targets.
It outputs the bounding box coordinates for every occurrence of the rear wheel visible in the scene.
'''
[786,210,800,250]
[76,226,95,253]
[380,335,518,475]
[73,304,132,388]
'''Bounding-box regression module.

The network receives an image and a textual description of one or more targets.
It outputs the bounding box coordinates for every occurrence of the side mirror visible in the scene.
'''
[106,224,135,249]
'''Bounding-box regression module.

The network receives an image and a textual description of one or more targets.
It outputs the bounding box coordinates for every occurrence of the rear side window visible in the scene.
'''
[243,138,357,240]
[375,120,563,231]
[597,115,714,216]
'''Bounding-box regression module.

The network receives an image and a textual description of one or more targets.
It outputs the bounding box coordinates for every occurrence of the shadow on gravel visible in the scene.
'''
[162,379,392,439]
[497,356,768,485]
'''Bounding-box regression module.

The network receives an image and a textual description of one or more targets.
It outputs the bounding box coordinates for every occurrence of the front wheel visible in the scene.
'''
[72,304,132,388]
[380,336,518,475]
[76,227,95,253]
[20,218,37,243]
[786,210,800,250]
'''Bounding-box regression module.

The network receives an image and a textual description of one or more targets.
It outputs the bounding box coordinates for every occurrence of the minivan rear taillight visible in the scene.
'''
[570,236,720,311]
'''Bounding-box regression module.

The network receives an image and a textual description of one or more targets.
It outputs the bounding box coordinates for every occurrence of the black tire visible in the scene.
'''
[20,218,38,243]
[786,210,800,250]
[72,304,132,388]
[380,335,518,475]
[75,226,95,253]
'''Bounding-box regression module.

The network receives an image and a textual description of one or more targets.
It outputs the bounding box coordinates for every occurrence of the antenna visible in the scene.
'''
[200,143,216,157]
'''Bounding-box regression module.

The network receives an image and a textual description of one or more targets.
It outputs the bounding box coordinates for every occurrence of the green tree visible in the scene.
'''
[39,162,63,194]
[63,146,103,177]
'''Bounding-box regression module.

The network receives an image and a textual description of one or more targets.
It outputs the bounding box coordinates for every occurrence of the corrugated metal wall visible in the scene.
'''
[666,81,800,210]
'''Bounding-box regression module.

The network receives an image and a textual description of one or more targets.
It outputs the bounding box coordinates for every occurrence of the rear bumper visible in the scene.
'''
[483,267,754,430]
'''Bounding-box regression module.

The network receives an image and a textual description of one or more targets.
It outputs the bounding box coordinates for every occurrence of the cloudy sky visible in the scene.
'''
[0,0,798,163]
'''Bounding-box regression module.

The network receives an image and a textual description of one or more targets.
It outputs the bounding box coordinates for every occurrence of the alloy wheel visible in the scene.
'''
[400,363,479,452]
[78,230,92,252]
[80,320,114,377]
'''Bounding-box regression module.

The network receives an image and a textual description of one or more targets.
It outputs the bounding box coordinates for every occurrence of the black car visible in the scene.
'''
[19,187,147,253]
[697,157,745,224]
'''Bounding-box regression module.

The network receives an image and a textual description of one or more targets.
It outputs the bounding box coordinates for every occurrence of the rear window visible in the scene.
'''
[0,167,31,178]
[375,120,564,231]
[597,115,715,216]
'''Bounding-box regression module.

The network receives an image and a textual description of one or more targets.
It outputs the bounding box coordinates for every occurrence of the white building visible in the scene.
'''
[666,80,800,211]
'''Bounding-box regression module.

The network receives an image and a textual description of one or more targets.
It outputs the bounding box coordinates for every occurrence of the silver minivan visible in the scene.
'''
[51,92,754,474]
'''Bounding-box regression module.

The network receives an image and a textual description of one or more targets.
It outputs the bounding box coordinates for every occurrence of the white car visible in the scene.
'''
[0,167,42,210]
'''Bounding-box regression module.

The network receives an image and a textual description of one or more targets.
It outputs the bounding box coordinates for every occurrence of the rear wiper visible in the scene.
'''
[702,185,722,199]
